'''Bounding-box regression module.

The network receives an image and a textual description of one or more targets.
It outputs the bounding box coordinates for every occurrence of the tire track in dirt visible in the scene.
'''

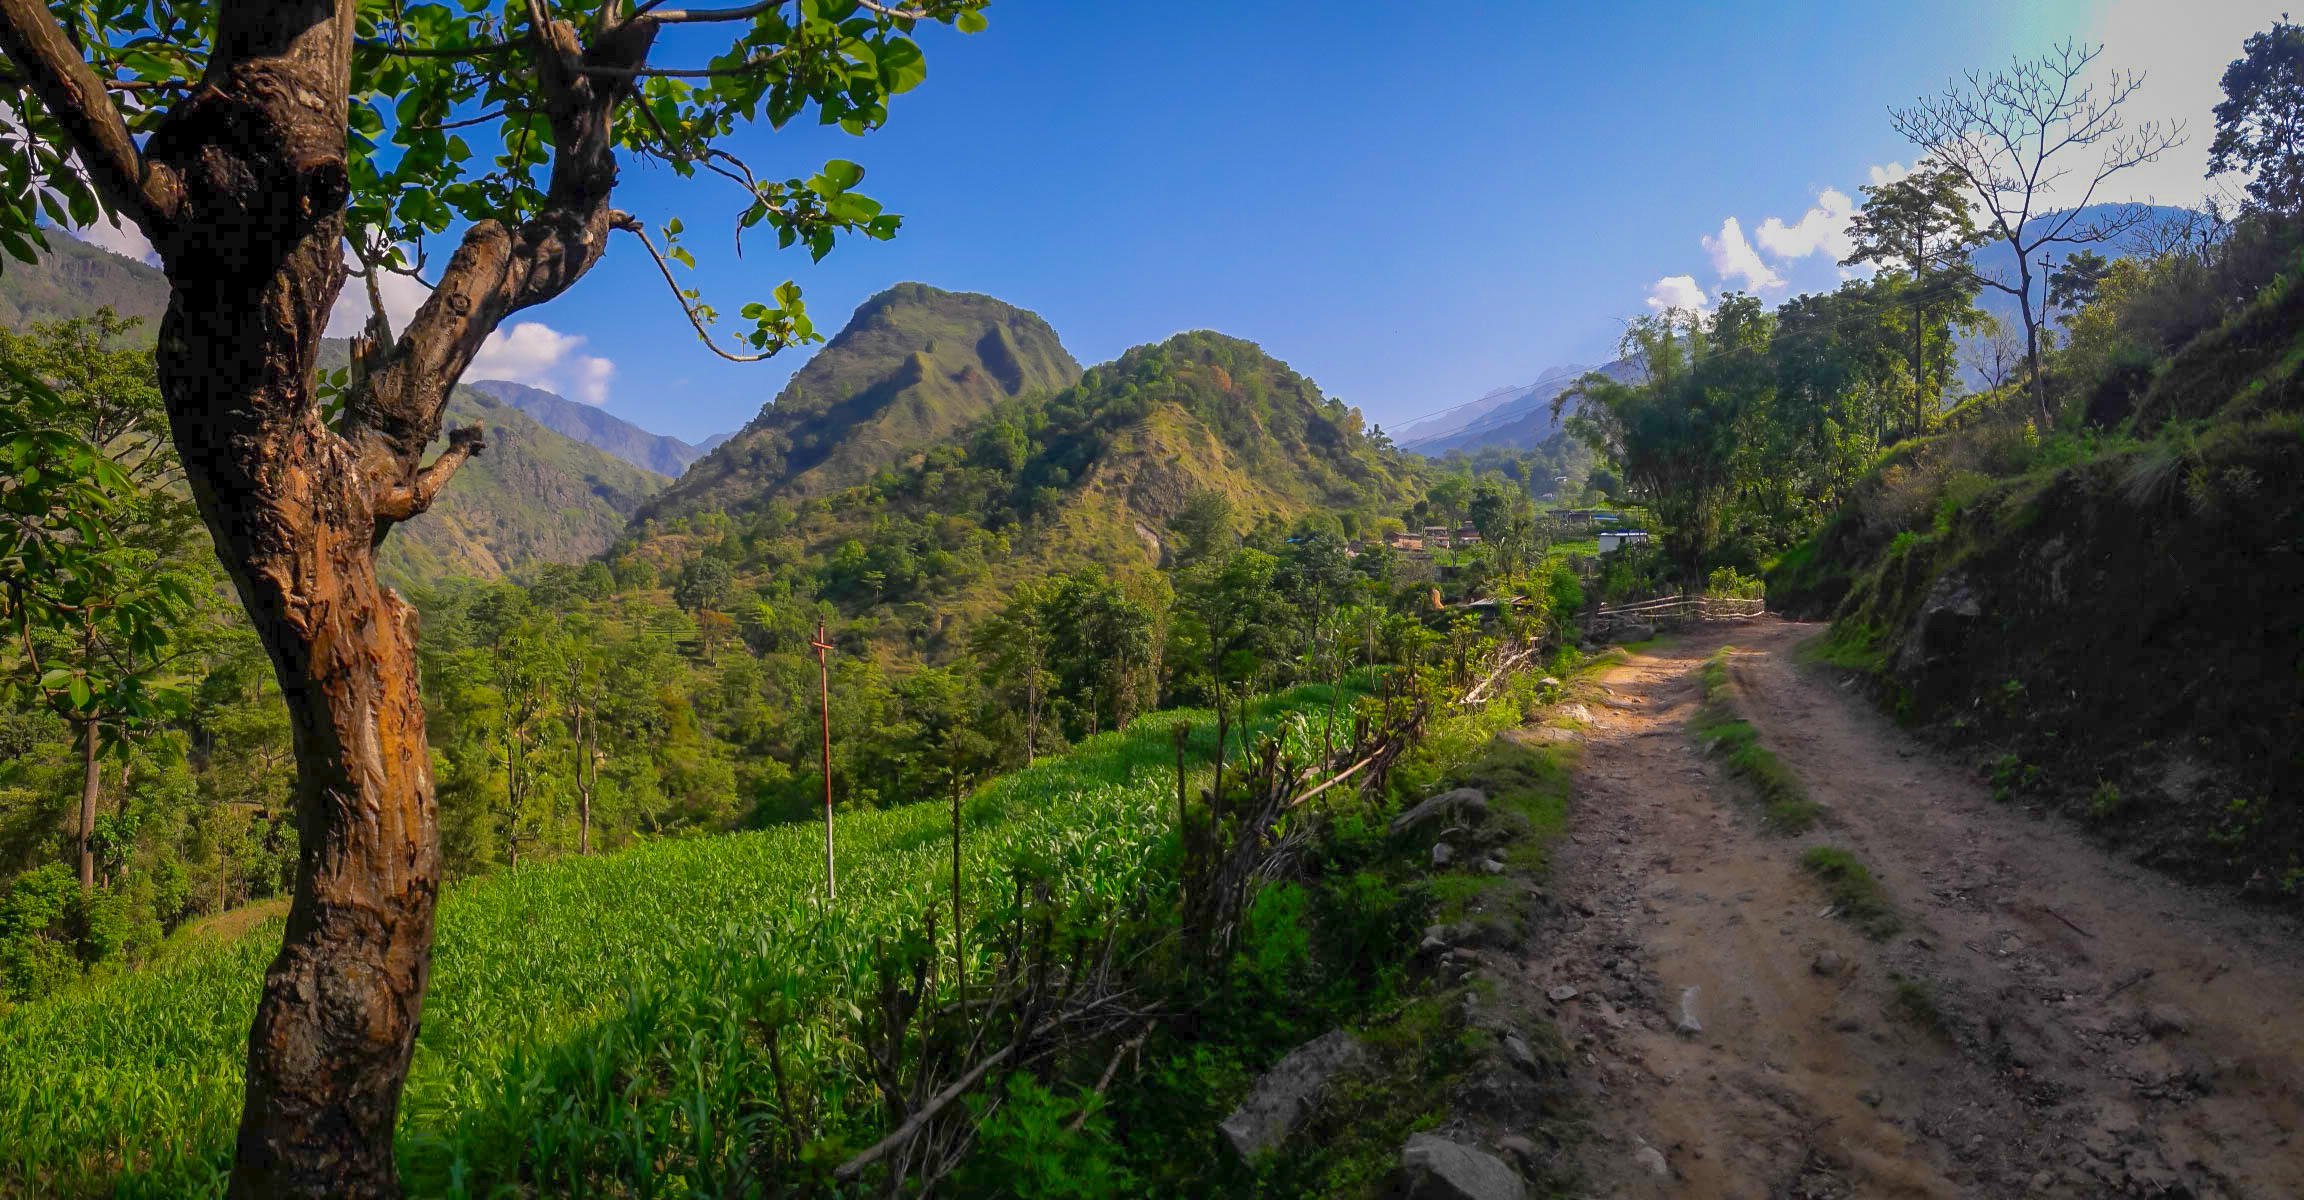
[1527,619,2304,1199]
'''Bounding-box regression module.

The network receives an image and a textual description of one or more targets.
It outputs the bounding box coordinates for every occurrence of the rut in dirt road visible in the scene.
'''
[1529,619,2304,1200]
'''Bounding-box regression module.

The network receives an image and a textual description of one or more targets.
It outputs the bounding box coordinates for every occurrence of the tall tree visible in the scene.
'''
[1840,161,1984,435]
[2209,19,2304,216]
[1891,41,2182,431]
[0,0,987,1192]
[1559,295,1773,586]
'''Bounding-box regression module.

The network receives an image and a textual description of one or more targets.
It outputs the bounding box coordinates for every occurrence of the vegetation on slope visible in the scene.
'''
[645,282,1082,519]
[375,386,668,591]
[1769,209,2304,899]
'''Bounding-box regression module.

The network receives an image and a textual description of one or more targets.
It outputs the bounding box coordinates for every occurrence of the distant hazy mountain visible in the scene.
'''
[1400,359,1638,457]
[645,282,1082,521]
[467,378,719,477]
[0,233,169,336]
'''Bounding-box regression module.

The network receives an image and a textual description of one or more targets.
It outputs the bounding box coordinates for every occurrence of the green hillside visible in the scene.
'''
[0,234,168,335]
[643,282,1081,518]
[0,237,667,589]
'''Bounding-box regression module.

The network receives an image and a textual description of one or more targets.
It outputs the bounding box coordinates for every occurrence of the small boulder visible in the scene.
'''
[1546,984,1580,1003]
[1632,1144,1669,1178]
[1606,623,1657,644]
[1481,858,1506,876]
[1433,842,1457,868]
[1502,1032,1541,1073]
[1674,986,1703,1036]
[1398,1132,1528,1200]
[1811,951,1846,977]
[1219,1031,1366,1159]
[1392,787,1490,836]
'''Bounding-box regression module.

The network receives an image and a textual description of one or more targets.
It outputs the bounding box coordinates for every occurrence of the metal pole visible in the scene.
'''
[812,621,836,902]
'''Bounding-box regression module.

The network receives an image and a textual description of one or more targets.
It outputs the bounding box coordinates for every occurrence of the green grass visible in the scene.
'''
[0,686,1356,1198]
[1693,649,1820,832]
[1798,846,1901,940]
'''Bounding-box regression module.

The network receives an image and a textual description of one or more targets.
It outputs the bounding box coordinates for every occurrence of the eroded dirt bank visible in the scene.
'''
[1529,619,2304,1199]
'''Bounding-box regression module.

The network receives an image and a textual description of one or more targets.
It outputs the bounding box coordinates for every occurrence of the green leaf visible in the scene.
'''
[670,245,695,269]
[68,677,91,709]
[956,10,987,34]
[39,668,70,692]
[879,38,926,92]
[817,159,864,192]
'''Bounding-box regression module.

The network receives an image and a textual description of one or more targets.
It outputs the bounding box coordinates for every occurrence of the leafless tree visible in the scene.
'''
[1893,40,2184,430]
[1964,313,2025,399]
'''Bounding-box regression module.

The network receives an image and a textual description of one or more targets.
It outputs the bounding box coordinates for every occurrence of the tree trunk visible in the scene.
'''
[77,713,99,893]
[0,0,652,1191]
[133,12,434,1196]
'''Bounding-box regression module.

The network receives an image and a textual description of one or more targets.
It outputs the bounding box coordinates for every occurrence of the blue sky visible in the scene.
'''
[82,0,2279,443]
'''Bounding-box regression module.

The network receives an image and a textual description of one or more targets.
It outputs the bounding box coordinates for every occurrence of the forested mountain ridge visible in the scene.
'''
[467,378,719,477]
[621,329,1420,664]
[0,241,668,589]
[376,387,668,589]
[642,282,1081,520]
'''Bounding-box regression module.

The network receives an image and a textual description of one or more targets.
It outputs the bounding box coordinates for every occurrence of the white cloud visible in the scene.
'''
[1867,162,1910,188]
[1753,187,1858,263]
[571,355,615,407]
[470,320,584,381]
[324,256,430,339]
[466,321,618,406]
[66,214,156,264]
[1703,216,1784,292]
[1645,274,1709,313]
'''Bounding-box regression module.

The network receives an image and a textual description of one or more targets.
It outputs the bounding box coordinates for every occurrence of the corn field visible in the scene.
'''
[0,688,1355,1198]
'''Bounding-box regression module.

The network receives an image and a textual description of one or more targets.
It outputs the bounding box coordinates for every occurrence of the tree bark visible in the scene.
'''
[77,713,99,893]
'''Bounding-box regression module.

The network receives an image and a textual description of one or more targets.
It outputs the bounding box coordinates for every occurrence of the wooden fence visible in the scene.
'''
[1583,594,1766,638]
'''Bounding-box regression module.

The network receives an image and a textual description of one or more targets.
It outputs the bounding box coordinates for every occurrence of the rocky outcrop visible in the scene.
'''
[1391,788,1489,836]
[1218,1030,1366,1159]
[1397,1133,1528,1200]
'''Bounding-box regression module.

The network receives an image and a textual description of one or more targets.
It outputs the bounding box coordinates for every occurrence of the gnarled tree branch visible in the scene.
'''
[346,9,659,472]
[373,423,485,523]
[0,0,182,227]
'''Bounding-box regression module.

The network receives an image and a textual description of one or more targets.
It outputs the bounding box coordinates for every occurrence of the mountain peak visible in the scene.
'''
[643,282,1082,520]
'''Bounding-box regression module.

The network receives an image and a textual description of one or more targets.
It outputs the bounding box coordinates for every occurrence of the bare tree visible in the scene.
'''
[1964,313,2025,399]
[1892,41,2184,430]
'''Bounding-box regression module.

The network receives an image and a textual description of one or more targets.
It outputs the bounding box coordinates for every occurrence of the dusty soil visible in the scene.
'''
[1529,619,2304,1199]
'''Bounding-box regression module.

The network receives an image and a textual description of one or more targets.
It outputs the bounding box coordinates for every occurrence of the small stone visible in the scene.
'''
[1495,1134,1539,1169]
[1481,859,1506,875]
[1858,1089,1882,1108]
[1420,935,1448,955]
[1433,842,1457,868]
[1642,898,1665,914]
[1547,984,1580,1002]
[2029,1169,2055,1191]
[1425,923,1450,942]
[1811,951,1846,977]
[1503,1032,1540,1072]
[1632,1144,1669,1178]
[1674,986,1703,1036]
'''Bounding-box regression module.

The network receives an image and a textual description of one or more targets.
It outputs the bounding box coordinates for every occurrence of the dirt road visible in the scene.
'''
[1532,619,2304,1199]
